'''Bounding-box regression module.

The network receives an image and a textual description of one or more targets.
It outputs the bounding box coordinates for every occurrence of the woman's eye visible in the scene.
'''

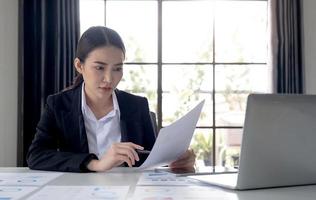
[95,66,104,70]
[114,67,123,72]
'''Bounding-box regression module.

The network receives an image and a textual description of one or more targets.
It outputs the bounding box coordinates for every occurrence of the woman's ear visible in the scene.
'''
[74,58,83,74]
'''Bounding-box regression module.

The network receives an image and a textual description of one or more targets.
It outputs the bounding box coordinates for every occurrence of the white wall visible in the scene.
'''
[303,0,316,94]
[0,0,18,166]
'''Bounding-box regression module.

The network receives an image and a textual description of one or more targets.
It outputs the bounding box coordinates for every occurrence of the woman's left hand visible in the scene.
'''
[169,149,196,169]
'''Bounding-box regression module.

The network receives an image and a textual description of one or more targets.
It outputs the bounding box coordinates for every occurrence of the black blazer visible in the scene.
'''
[26,83,156,172]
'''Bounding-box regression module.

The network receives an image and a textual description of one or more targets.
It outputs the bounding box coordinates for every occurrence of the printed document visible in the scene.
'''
[137,171,198,186]
[0,172,63,186]
[26,186,129,200]
[132,185,236,200]
[0,186,38,200]
[139,100,205,169]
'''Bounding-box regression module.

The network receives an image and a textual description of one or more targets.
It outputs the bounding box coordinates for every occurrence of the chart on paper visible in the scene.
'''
[0,186,38,200]
[26,186,129,200]
[0,172,63,186]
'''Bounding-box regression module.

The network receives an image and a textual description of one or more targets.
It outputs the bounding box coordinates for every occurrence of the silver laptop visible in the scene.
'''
[190,94,316,190]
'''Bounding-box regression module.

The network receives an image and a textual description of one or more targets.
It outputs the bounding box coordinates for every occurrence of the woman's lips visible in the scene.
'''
[99,86,112,91]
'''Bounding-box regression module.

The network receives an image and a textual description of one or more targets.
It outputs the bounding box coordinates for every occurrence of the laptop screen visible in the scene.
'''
[237,94,316,189]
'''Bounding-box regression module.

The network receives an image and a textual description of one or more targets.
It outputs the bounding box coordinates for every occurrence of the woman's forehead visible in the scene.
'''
[86,46,125,62]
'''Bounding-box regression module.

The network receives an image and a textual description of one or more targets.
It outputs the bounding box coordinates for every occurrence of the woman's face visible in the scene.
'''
[75,46,124,101]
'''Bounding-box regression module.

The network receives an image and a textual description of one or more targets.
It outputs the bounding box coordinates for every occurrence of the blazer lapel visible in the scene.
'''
[62,84,89,153]
[120,120,128,142]
[115,89,141,144]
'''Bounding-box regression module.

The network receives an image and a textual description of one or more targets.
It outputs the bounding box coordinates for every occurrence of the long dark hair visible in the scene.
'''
[71,26,126,89]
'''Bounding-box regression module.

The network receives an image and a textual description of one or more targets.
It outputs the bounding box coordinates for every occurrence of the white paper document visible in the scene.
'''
[26,186,129,200]
[0,172,63,186]
[137,171,197,186]
[139,100,205,170]
[0,186,38,200]
[132,186,236,200]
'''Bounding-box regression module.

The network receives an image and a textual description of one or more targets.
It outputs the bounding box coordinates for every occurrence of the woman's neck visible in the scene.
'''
[84,90,113,120]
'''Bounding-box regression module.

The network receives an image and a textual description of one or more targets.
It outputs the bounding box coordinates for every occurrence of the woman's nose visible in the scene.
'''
[102,70,112,83]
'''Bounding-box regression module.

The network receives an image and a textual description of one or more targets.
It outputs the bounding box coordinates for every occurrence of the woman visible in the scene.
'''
[27,26,195,172]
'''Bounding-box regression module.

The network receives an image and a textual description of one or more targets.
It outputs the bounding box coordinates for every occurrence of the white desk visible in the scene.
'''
[1,167,316,199]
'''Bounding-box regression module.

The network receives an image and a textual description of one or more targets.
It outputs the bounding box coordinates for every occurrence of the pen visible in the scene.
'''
[136,149,151,154]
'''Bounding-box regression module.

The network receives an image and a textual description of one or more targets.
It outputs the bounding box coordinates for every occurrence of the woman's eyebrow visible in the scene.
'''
[114,62,124,66]
[93,61,123,66]
[93,61,107,65]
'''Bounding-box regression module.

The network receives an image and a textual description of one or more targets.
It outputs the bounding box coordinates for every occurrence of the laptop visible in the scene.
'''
[190,94,316,190]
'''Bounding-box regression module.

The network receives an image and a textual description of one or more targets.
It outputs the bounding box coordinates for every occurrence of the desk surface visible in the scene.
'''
[1,167,316,200]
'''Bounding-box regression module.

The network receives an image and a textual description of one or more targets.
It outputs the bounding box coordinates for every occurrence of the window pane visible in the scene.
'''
[216,93,247,127]
[215,1,267,62]
[215,65,271,126]
[79,0,105,34]
[216,129,242,168]
[118,64,157,113]
[162,65,213,92]
[215,65,271,93]
[106,1,157,62]
[162,65,213,126]
[190,129,213,167]
[162,93,212,127]
[162,1,214,62]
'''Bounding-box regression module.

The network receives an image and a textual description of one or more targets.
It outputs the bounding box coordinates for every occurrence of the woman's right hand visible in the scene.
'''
[87,142,144,172]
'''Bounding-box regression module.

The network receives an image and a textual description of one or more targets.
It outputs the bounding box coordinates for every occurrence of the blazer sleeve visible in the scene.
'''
[26,95,96,172]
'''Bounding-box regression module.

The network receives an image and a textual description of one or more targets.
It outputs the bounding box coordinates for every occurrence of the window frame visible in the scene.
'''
[82,0,268,169]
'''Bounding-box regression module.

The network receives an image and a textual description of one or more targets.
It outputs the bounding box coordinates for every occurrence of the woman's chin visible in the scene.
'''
[96,88,112,98]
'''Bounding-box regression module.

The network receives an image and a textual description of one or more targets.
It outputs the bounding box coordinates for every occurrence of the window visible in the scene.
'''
[80,0,270,170]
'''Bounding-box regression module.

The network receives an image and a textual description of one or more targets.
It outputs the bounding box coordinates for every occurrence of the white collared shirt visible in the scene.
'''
[81,83,121,159]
